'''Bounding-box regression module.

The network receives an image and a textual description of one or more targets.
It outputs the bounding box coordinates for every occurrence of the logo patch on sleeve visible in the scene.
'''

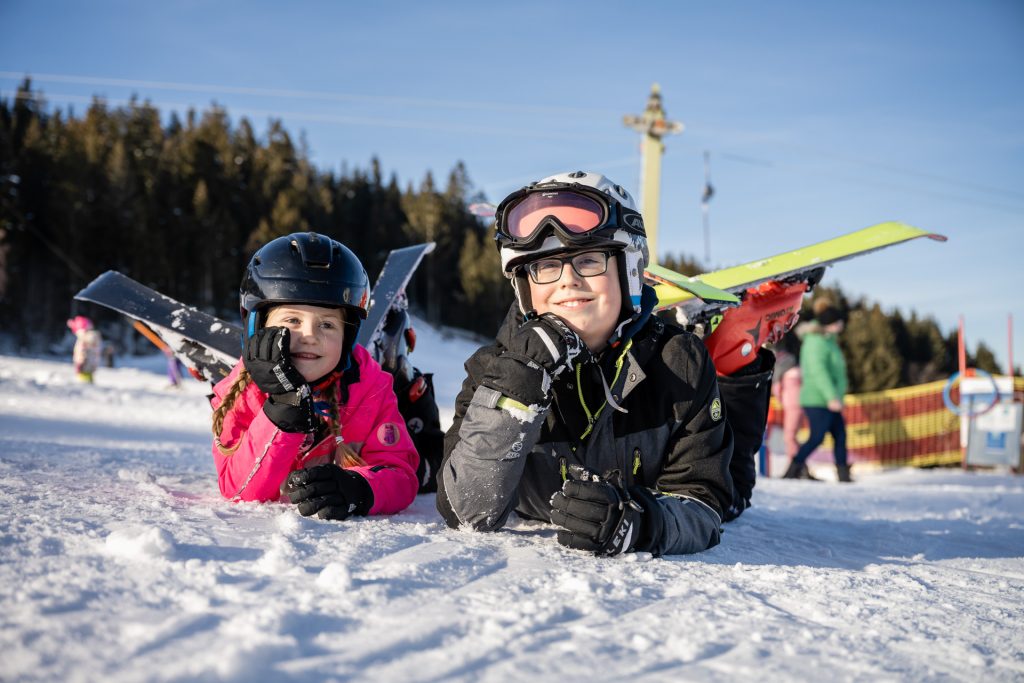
[377,422,401,446]
[710,398,722,422]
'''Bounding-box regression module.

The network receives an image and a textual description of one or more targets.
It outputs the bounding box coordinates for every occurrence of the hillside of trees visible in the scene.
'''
[0,80,511,350]
[0,79,1005,393]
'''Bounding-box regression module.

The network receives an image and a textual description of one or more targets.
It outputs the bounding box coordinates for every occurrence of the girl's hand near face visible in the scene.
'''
[243,326,318,433]
[243,327,308,395]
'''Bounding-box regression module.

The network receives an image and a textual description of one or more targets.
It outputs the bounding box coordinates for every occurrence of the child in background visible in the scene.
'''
[67,316,103,383]
[784,299,850,482]
[769,332,803,462]
[211,232,419,520]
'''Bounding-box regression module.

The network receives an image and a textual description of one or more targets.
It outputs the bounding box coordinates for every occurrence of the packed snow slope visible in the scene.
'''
[2,321,1023,682]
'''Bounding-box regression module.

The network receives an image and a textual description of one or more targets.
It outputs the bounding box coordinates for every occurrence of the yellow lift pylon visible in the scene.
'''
[623,83,683,265]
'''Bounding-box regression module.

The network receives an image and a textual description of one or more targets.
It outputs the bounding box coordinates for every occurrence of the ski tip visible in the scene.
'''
[468,202,496,218]
[888,222,947,243]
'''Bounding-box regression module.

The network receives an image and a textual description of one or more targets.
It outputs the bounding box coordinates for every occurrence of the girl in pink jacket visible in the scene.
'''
[211,232,419,519]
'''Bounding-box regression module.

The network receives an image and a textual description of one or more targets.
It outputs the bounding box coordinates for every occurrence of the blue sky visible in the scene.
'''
[2,0,1022,369]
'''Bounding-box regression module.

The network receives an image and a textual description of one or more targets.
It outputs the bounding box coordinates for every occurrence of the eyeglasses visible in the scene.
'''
[496,186,644,251]
[524,251,611,284]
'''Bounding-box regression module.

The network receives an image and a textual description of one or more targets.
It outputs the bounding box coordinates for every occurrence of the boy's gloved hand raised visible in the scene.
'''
[284,464,374,520]
[243,327,317,433]
[482,313,587,407]
[549,469,662,556]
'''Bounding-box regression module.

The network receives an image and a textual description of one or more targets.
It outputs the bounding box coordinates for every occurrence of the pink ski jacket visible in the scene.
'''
[211,344,419,515]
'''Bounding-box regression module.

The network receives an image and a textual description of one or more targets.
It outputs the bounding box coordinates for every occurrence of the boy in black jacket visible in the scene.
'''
[437,171,772,556]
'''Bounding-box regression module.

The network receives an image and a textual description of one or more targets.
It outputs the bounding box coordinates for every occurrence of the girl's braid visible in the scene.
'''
[212,368,252,455]
[326,381,365,468]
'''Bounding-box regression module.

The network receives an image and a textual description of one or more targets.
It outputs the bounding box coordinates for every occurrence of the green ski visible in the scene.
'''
[652,221,946,311]
[644,263,740,307]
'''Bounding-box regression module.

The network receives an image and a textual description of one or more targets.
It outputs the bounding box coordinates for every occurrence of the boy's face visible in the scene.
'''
[527,252,622,351]
[264,304,346,382]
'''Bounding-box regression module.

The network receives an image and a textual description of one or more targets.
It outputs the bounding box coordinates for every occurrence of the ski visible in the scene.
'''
[74,271,241,382]
[647,221,947,375]
[356,242,435,354]
[644,263,739,307]
[652,221,946,317]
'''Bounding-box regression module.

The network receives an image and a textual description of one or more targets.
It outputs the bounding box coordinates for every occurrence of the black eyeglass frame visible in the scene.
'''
[522,250,612,285]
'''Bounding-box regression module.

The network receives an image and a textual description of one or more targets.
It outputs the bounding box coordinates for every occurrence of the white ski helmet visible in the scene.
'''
[494,170,649,318]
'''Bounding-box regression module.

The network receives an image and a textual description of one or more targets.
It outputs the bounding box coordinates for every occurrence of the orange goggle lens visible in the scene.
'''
[505,191,605,239]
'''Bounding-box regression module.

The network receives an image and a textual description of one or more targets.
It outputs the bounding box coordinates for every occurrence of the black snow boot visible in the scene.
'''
[837,465,853,483]
[782,459,804,479]
[782,459,820,481]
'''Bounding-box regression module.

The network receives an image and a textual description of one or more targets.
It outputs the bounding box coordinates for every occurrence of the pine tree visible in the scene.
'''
[841,304,903,392]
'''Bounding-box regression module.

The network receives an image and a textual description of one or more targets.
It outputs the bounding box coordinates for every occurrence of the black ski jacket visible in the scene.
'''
[436,300,735,556]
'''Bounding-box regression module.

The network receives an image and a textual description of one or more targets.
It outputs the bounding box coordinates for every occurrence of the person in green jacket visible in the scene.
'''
[783,304,852,482]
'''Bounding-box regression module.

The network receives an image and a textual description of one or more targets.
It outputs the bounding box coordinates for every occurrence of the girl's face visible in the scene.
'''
[527,252,622,351]
[264,304,346,382]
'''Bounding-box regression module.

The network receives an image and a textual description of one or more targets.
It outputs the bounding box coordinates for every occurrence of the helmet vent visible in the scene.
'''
[291,233,332,267]
[568,171,586,179]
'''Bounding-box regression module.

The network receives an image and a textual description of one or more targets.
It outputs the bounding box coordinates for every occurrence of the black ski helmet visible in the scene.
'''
[240,231,370,373]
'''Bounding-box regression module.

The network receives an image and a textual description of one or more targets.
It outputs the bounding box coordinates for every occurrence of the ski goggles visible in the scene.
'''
[495,185,645,250]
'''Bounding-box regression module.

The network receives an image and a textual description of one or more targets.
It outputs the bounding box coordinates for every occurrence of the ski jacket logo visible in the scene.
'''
[377,422,401,447]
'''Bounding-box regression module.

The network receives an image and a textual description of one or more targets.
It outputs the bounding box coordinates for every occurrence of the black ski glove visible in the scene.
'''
[283,464,374,521]
[550,469,662,556]
[482,313,587,407]
[262,389,318,433]
[243,327,317,433]
[244,327,307,394]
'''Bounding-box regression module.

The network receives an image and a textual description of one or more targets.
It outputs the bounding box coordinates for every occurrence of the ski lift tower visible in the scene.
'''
[623,83,684,265]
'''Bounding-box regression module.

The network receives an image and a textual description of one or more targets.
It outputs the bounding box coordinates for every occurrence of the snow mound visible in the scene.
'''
[104,526,176,560]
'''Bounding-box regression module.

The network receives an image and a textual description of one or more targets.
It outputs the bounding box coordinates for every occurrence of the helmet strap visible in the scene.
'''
[244,310,260,345]
[511,271,535,318]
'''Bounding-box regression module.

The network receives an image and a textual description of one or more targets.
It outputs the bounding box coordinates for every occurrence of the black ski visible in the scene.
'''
[75,271,241,382]
[357,242,435,353]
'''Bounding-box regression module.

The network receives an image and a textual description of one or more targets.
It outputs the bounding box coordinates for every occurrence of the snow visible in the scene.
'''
[2,323,1024,682]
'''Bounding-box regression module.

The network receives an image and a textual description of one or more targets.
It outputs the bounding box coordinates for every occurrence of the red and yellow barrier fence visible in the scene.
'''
[768,376,1024,468]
